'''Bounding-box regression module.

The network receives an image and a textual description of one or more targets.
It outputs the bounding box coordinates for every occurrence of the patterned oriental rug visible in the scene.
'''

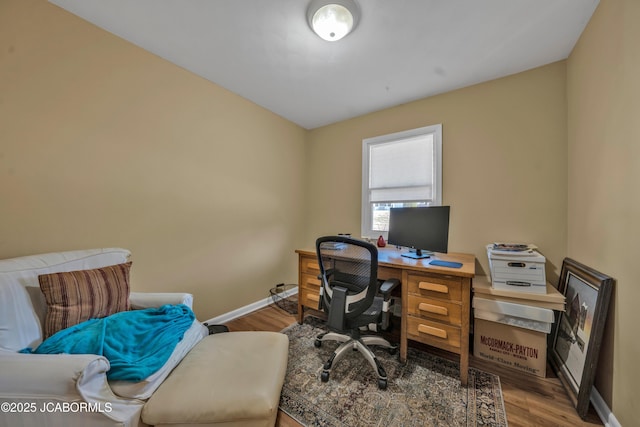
[279,318,507,427]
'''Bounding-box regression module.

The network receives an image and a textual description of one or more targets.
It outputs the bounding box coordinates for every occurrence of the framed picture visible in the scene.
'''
[549,258,613,419]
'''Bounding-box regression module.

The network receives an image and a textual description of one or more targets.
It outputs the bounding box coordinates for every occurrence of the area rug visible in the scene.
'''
[279,318,507,427]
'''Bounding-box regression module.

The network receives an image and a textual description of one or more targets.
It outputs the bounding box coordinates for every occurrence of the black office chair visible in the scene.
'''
[314,235,400,389]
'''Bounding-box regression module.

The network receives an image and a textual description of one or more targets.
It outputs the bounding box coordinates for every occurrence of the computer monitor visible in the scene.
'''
[387,206,450,259]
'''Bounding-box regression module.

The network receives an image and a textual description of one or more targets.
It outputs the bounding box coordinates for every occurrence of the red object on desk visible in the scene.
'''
[377,235,386,247]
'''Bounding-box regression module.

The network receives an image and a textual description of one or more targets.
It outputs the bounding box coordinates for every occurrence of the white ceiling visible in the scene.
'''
[49,0,599,130]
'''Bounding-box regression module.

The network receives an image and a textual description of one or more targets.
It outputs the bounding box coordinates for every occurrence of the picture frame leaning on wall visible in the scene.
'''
[549,257,614,419]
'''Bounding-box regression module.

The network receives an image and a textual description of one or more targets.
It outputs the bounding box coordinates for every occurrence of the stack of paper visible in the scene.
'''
[320,242,347,250]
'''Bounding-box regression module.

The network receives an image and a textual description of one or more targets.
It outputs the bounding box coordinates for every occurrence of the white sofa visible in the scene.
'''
[0,248,288,427]
[0,248,208,427]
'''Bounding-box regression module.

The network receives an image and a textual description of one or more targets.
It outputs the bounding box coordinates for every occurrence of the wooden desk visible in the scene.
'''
[295,246,475,385]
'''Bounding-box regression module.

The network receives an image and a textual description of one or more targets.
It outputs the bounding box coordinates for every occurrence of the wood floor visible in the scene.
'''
[223,300,604,427]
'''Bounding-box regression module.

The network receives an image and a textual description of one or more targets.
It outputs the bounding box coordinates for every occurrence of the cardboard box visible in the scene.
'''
[473,318,547,377]
[487,244,546,294]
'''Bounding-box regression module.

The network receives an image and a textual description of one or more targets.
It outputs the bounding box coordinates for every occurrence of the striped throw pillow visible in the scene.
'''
[39,262,132,339]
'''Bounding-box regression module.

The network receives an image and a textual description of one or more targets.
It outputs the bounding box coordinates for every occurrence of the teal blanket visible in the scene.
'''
[22,304,195,381]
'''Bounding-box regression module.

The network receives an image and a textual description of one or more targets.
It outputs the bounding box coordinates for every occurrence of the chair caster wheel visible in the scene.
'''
[378,378,388,390]
[321,371,330,382]
[388,346,398,355]
[314,339,322,348]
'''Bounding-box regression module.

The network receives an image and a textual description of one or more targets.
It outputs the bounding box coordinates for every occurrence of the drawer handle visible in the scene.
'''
[306,278,321,287]
[418,303,448,316]
[307,262,320,271]
[507,262,526,268]
[418,281,449,293]
[307,294,320,302]
[418,324,448,339]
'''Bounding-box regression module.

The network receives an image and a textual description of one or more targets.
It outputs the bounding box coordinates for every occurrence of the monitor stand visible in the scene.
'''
[401,249,432,259]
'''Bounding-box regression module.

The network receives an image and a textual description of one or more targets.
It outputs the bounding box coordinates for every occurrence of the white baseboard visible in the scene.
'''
[591,387,620,427]
[203,285,299,326]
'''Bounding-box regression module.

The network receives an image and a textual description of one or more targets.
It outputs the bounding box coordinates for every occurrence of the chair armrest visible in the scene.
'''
[0,351,143,423]
[317,270,334,311]
[129,292,194,310]
[317,268,336,280]
[0,351,109,398]
[378,278,400,298]
[378,279,400,331]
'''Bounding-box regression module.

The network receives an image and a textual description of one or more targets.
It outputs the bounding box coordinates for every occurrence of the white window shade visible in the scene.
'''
[369,186,432,203]
[361,124,442,239]
[369,134,434,203]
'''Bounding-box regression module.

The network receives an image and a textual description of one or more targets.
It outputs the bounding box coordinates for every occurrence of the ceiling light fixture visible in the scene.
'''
[307,0,359,42]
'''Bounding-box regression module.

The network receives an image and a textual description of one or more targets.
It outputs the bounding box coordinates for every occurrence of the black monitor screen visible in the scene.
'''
[387,206,450,259]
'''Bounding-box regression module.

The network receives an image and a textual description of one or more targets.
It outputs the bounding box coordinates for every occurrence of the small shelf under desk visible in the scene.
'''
[295,246,475,386]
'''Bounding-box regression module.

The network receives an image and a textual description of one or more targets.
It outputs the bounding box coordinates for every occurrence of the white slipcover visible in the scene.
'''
[0,248,207,427]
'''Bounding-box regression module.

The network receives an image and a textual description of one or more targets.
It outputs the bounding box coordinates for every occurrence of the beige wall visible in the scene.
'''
[305,62,568,280]
[0,0,307,320]
[567,0,640,424]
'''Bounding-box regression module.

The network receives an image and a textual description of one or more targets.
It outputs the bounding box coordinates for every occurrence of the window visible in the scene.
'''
[361,124,442,239]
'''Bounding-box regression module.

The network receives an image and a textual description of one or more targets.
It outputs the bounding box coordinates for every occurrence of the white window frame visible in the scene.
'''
[361,124,443,240]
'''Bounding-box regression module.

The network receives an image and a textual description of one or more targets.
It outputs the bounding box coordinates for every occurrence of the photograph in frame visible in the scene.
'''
[549,258,613,419]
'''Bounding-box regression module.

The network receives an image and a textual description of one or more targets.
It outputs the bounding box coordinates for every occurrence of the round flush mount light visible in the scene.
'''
[307,0,360,42]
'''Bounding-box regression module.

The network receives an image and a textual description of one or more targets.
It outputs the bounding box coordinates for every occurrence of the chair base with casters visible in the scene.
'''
[314,327,397,389]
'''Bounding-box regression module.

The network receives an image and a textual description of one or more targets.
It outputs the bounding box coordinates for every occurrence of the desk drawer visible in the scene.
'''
[407,273,462,302]
[300,273,321,290]
[299,272,321,309]
[406,316,461,351]
[407,295,461,326]
[299,287,321,309]
[300,256,321,275]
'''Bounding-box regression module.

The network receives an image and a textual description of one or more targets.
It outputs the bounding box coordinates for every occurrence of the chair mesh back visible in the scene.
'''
[316,236,378,320]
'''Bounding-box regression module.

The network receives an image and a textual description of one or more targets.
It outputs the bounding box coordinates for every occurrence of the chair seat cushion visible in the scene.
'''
[142,331,289,427]
[347,296,383,328]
